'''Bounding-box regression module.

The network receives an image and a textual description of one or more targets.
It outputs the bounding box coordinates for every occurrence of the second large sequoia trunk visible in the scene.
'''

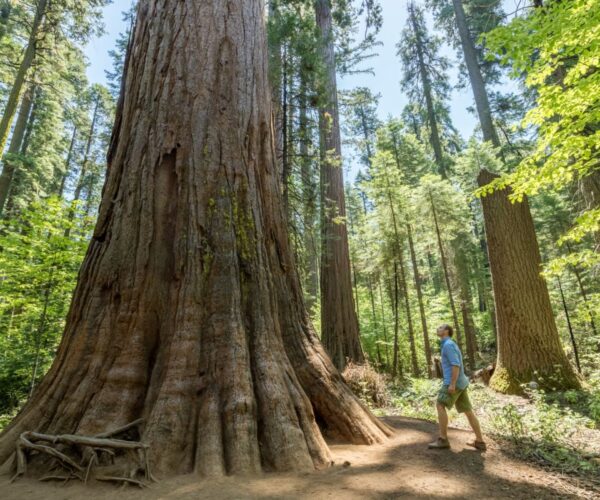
[0,0,390,476]
[314,0,364,370]
[478,170,580,394]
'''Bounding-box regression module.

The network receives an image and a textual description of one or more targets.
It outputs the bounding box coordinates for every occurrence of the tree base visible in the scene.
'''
[490,364,581,395]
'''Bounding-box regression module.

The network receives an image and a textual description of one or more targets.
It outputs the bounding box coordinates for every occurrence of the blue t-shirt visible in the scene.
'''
[440,337,469,390]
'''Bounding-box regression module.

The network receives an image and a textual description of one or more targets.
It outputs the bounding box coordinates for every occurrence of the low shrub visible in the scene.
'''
[342,361,391,408]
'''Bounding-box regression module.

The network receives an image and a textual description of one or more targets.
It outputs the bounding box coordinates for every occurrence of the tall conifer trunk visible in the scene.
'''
[58,126,78,197]
[407,224,432,377]
[299,80,319,311]
[0,0,47,155]
[0,0,390,476]
[314,0,363,370]
[429,193,463,350]
[450,0,500,147]
[408,1,446,178]
[0,83,35,214]
[478,170,580,393]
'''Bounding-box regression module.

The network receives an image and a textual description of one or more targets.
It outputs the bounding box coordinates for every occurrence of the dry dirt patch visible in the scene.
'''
[1,416,595,499]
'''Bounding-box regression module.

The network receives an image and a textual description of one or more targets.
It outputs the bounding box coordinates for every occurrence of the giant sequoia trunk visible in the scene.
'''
[314,0,363,370]
[0,0,390,476]
[478,170,580,394]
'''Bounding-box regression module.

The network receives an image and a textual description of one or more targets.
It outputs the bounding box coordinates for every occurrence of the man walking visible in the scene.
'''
[429,324,486,451]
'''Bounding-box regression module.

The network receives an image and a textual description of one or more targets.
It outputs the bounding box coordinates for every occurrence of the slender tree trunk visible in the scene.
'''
[408,2,447,178]
[29,266,55,398]
[566,246,598,345]
[392,262,400,379]
[397,249,419,376]
[385,185,418,376]
[407,224,432,377]
[4,84,40,215]
[84,169,101,217]
[378,278,391,367]
[281,45,290,214]
[20,86,40,155]
[314,0,363,370]
[450,0,500,147]
[0,83,35,215]
[73,98,100,204]
[427,251,441,294]
[367,275,382,367]
[358,107,373,167]
[453,246,478,371]
[478,169,580,393]
[0,0,47,155]
[0,0,390,475]
[429,193,463,350]
[58,126,78,198]
[299,98,319,310]
[557,278,581,374]
[64,97,99,237]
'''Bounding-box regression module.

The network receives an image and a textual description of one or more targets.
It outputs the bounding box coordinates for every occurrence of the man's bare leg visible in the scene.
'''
[429,402,451,449]
[437,403,449,439]
[465,410,485,444]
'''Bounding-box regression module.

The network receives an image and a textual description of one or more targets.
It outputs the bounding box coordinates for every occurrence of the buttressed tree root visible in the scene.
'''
[11,419,153,487]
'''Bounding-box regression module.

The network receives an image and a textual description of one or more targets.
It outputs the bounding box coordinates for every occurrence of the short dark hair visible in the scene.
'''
[439,324,453,337]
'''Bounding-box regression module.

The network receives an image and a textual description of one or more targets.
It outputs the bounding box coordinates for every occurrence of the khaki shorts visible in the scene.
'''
[437,385,472,413]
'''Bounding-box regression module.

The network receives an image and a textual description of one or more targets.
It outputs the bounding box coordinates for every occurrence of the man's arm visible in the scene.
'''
[449,366,460,394]
[444,343,461,394]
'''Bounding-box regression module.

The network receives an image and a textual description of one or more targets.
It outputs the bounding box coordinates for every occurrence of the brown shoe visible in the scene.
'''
[466,440,487,451]
[428,437,450,449]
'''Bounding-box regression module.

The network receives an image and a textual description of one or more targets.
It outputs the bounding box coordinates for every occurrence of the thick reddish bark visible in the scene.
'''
[0,0,389,476]
[478,170,580,394]
[314,0,364,370]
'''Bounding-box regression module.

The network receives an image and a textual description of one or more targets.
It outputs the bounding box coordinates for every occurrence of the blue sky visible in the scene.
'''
[83,1,516,167]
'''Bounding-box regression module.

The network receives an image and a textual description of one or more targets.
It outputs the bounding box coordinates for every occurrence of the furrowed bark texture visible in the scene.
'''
[314,0,363,370]
[0,0,389,476]
[478,170,580,394]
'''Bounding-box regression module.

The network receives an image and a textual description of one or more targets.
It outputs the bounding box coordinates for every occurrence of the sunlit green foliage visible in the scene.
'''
[484,0,600,268]
[0,197,90,412]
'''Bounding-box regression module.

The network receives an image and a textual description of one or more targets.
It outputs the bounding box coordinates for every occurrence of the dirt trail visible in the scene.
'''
[1,416,595,499]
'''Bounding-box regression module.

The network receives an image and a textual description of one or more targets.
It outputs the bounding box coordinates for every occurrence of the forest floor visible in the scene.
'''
[2,415,598,500]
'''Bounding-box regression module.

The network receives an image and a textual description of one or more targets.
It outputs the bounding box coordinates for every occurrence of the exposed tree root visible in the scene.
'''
[10,420,153,487]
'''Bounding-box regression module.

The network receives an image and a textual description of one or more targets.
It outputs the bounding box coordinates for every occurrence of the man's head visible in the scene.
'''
[437,324,453,339]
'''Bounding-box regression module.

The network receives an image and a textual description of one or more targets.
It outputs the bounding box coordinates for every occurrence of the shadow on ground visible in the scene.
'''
[1,416,595,499]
